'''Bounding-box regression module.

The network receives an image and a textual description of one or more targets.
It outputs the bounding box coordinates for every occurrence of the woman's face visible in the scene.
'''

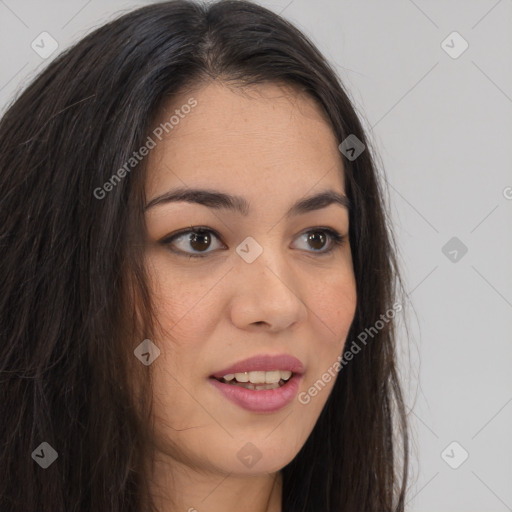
[143,81,357,476]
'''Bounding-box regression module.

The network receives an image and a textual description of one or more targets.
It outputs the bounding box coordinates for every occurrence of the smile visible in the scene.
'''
[209,373,303,412]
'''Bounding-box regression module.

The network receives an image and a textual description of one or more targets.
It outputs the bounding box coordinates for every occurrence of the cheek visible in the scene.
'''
[303,269,357,392]
[307,269,357,343]
[145,250,221,343]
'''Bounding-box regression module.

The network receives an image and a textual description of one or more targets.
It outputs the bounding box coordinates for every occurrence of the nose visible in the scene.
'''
[228,243,308,332]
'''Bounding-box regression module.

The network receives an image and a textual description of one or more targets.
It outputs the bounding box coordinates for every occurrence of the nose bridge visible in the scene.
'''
[236,233,292,291]
[230,233,306,328]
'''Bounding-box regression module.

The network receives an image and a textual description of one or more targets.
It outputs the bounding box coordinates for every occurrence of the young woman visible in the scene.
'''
[0,1,409,510]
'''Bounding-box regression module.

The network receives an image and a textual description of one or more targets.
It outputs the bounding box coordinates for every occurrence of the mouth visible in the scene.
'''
[208,372,302,413]
[208,354,304,413]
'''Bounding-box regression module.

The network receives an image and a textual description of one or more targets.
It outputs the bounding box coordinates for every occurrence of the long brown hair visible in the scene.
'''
[0,1,409,510]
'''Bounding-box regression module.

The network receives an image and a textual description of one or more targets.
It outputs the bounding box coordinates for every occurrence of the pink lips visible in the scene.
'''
[209,354,304,413]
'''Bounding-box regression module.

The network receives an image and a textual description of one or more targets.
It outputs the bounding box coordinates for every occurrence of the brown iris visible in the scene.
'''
[307,231,327,250]
[189,230,211,251]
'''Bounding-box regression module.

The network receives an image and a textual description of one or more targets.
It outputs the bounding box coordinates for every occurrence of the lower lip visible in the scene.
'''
[209,374,302,413]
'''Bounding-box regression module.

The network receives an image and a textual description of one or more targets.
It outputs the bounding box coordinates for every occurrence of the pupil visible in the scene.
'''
[190,231,210,251]
[308,232,326,250]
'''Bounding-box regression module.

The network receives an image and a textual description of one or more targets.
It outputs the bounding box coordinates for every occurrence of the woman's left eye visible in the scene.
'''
[160,226,345,259]
[293,228,345,254]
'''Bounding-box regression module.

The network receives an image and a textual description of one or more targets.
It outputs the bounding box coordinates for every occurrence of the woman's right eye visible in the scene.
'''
[160,227,226,258]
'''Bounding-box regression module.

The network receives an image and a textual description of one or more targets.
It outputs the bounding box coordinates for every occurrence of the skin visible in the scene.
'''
[142,80,357,512]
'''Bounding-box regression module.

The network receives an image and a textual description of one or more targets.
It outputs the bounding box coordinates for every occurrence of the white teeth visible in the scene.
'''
[264,370,281,384]
[222,370,294,384]
[248,371,266,383]
[280,370,292,381]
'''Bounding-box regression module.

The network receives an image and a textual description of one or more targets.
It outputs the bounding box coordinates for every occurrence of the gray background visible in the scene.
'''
[1,1,511,510]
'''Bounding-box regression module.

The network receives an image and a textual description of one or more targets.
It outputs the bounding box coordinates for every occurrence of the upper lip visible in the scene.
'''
[210,353,305,379]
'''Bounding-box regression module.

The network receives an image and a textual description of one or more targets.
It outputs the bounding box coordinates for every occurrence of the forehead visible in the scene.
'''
[145,81,346,202]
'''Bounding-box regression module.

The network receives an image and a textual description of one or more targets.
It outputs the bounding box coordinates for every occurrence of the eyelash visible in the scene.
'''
[159,225,346,259]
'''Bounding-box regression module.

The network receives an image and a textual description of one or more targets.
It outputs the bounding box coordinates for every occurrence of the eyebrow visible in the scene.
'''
[144,187,351,217]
